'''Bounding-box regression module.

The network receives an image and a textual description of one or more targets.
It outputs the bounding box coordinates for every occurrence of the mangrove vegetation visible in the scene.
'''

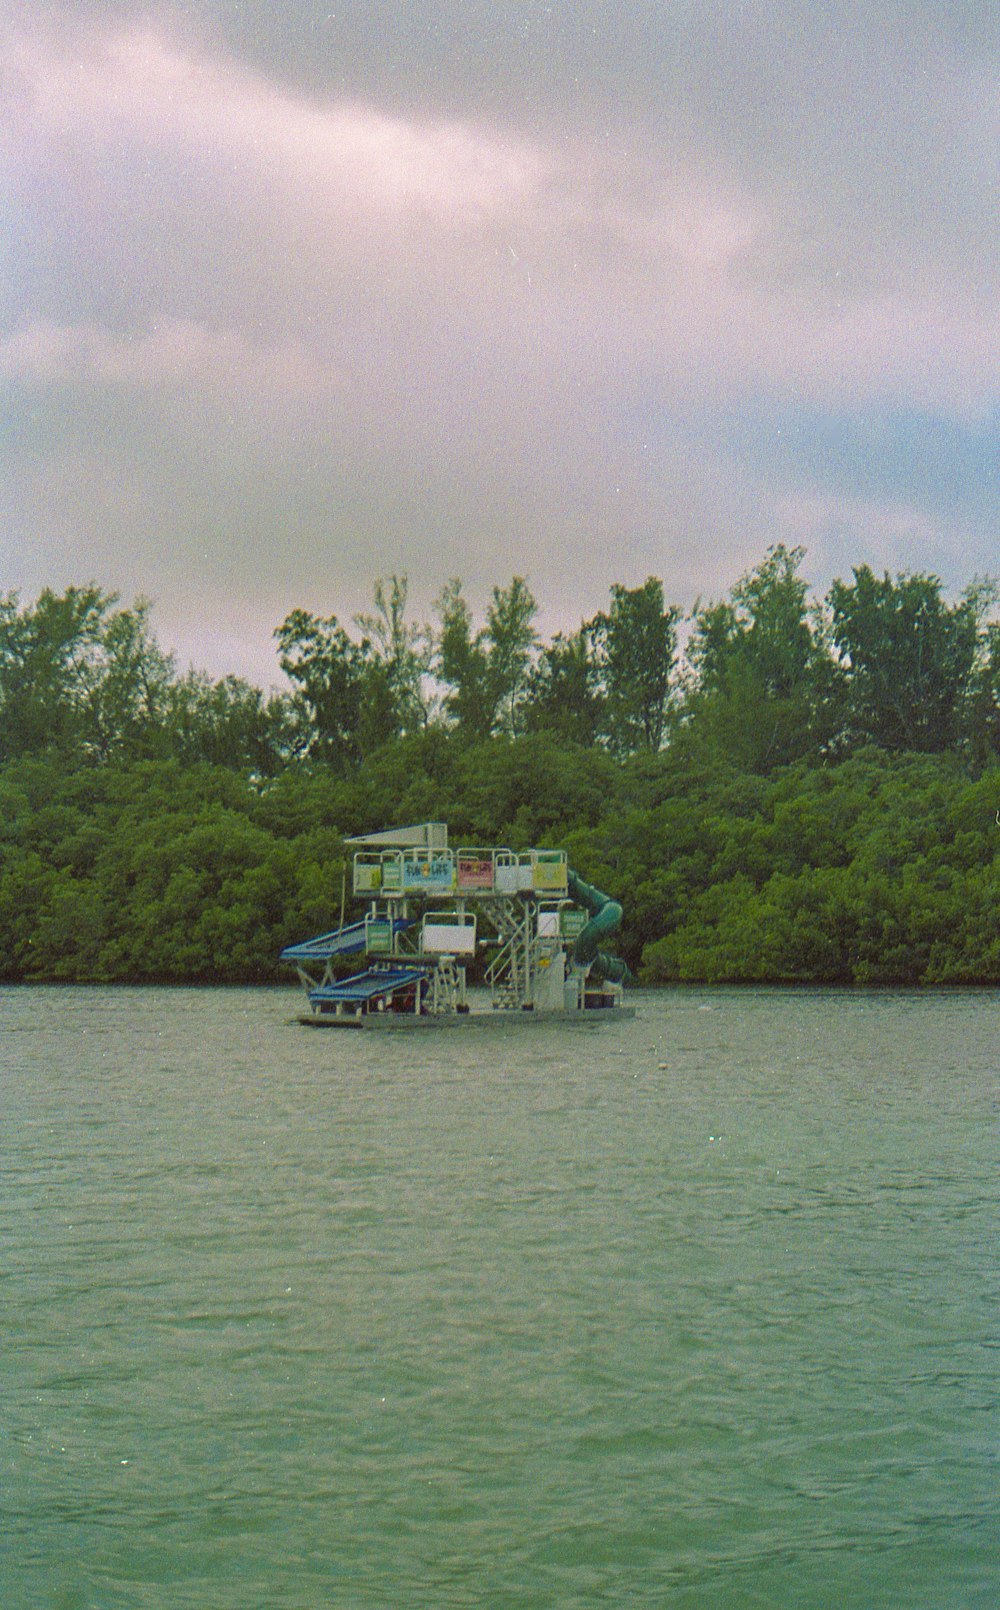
[2,547,998,985]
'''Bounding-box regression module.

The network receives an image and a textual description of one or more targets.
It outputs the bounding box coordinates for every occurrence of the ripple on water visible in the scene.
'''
[1,983,997,1608]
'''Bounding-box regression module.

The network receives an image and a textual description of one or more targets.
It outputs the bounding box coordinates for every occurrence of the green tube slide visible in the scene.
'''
[566,870,631,985]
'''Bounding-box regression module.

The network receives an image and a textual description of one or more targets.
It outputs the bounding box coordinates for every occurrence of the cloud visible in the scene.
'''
[772,487,989,597]
[2,3,998,684]
[0,317,347,402]
[10,14,995,413]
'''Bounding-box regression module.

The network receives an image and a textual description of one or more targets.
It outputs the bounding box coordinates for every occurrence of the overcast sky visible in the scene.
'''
[3,1,998,686]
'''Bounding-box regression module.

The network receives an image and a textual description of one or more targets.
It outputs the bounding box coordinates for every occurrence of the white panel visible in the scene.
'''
[496,865,533,893]
[422,923,477,955]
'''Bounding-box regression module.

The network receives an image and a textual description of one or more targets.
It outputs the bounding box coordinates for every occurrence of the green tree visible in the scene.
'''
[958,579,1000,767]
[434,576,538,737]
[78,597,175,761]
[682,546,833,771]
[485,576,538,735]
[274,608,367,767]
[827,566,980,753]
[524,630,603,745]
[434,579,496,737]
[354,574,431,736]
[0,585,109,760]
[164,671,289,773]
[588,577,680,756]
[0,587,180,764]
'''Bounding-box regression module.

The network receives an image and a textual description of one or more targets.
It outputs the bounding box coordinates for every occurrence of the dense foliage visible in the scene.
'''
[2,551,998,985]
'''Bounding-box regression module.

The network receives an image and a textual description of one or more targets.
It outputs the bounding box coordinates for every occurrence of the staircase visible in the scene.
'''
[485,897,539,1009]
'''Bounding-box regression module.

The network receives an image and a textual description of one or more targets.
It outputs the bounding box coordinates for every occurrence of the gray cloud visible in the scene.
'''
[3,2,998,685]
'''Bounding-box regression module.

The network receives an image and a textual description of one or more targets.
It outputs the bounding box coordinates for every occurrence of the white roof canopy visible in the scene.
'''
[345,822,448,851]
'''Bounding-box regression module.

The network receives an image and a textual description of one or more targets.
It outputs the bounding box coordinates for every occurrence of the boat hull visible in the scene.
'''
[297,1006,636,1030]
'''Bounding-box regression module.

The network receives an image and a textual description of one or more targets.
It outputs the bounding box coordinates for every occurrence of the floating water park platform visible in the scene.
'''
[280,822,633,1028]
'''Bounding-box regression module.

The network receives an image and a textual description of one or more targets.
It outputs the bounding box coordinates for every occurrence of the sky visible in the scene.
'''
[3,0,998,688]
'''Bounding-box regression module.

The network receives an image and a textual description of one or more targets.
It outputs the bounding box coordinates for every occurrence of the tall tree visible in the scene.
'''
[524,630,603,746]
[79,597,175,761]
[961,580,1000,766]
[434,579,497,738]
[484,576,538,736]
[354,574,431,736]
[0,586,176,763]
[0,585,107,759]
[827,567,980,752]
[163,671,289,773]
[274,608,367,767]
[434,576,538,738]
[683,546,832,770]
[689,546,816,697]
[589,577,680,756]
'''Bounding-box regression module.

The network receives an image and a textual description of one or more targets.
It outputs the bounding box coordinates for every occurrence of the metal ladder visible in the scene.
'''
[485,898,539,1009]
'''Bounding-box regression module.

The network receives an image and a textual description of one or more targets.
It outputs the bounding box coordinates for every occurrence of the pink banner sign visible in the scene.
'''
[457,856,494,890]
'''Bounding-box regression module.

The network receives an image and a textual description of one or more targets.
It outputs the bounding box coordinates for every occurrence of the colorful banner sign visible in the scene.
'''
[402,855,456,894]
[533,859,568,892]
[457,856,494,890]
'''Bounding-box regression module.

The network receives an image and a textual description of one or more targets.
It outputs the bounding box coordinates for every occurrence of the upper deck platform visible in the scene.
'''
[352,844,568,899]
[347,822,569,900]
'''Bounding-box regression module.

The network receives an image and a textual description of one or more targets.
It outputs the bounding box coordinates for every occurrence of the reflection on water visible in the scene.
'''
[2,985,997,1608]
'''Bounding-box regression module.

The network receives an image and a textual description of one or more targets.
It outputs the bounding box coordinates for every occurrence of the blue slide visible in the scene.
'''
[567,871,630,984]
[280,918,410,964]
[308,965,429,1008]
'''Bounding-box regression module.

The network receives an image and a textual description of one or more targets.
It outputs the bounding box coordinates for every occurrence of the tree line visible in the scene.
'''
[4,547,999,773]
[1,548,998,985]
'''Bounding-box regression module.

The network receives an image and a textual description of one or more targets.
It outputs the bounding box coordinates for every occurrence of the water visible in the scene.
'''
[2,985,996,1608]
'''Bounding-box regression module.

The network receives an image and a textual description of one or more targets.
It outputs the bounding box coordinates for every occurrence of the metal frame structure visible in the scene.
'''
[281,824,628,1026]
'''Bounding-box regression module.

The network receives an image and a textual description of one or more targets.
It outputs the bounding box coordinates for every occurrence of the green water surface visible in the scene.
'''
[2,986,996,1607]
